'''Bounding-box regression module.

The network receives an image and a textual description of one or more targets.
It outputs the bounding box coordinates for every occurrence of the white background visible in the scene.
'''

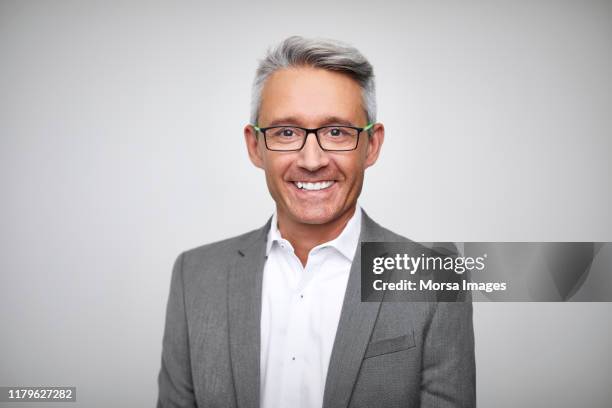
[1,1,611,406]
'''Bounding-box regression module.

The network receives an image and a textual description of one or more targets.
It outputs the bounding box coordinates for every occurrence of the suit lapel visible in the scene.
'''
[228,219,271,408]
[322,210,387,408]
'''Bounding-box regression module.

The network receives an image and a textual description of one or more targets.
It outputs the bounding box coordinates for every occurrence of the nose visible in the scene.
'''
[296,131,329,171]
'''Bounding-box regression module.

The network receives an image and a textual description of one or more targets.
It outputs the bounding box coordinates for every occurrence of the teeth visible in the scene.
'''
[294,181,334,191]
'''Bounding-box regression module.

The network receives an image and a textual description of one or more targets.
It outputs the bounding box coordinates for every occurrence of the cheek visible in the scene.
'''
[262,155,291,186]
[335,155,366,183]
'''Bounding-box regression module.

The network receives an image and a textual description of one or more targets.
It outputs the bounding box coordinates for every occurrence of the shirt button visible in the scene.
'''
[300,294,304,299]
[292,357,296,361]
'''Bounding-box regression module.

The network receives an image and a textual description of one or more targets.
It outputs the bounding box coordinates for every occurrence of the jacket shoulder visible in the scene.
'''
[378,224,412,243]
[368,217,457,255]
[361,210,413,243]
[178,222,268,271]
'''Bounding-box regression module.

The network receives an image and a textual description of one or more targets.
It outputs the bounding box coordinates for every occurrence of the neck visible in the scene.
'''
[276,205,357,267]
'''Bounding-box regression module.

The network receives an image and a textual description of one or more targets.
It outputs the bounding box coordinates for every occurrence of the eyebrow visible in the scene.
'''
[265,116,358,127]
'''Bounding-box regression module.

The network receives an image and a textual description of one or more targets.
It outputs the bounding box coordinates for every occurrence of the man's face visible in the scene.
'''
[244,66,384,226]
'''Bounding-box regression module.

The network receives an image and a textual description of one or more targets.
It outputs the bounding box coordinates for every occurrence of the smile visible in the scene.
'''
[293,181,335,191]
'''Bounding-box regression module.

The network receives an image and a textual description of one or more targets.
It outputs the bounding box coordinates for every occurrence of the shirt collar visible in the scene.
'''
[265,204,362,261]
[265,211,282,256]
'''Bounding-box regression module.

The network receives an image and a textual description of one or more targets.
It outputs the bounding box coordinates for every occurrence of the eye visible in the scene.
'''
[327,127,351,137]
[271,127,297,137]
[270,127,297,138]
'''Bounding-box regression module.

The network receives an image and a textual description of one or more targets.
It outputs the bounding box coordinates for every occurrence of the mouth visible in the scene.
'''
[292,180,336,191]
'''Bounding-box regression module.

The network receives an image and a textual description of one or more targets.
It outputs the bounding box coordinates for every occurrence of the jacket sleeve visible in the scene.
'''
[157,252,198,407]
[420,301,476,407]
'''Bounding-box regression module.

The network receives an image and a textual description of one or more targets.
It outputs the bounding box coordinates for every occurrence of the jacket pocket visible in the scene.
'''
[364,331,416,359]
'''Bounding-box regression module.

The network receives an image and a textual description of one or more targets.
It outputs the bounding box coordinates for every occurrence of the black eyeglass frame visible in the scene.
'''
[251,123,375,152]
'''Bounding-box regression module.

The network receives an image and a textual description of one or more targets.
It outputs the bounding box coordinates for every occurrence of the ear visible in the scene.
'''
[244,124,264,169]
[364,123,385,168]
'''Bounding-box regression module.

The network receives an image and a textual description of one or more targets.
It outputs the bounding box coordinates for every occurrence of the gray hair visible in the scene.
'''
[250,35,376,125]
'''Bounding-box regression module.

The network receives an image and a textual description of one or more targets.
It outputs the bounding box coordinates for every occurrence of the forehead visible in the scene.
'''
[258,66,366,126]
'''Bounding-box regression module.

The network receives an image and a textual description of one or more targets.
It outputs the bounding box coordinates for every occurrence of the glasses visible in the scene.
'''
[252,123,374,151]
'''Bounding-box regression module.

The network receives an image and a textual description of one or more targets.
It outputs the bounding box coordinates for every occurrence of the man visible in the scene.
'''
[157,35,475,408]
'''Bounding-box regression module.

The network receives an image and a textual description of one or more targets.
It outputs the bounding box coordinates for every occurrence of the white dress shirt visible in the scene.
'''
[259,206,362,408]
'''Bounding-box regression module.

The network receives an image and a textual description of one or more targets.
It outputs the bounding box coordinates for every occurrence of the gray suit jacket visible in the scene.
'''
[157,210,476,407]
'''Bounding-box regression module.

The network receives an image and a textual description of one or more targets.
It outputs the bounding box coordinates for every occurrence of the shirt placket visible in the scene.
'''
[278,247,324,408]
